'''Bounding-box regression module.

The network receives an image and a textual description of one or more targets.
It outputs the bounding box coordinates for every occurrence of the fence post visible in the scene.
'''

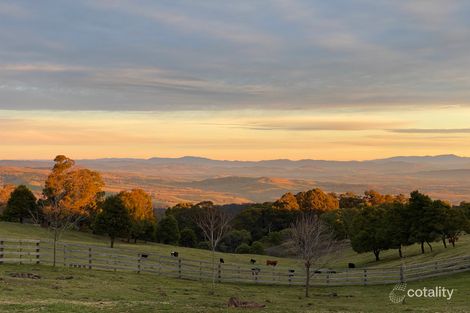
[199,261,202,281]
[158,256,161,275]
[19,241,22,265]
[137,254,142,274]
[400,265,404,283]
[63,244,67,267]
[178,258,182,278]
[35,241,40,265]
[326,273,330,285]
[363,269,368,285]
[0,240,4,264]
[217,263,221,283]
[88,247,92,269]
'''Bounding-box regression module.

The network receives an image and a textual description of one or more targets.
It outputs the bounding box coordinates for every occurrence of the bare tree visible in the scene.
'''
[195,204,232,293]
[289,213,341,297]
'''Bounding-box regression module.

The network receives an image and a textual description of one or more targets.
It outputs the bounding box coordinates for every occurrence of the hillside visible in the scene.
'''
[1,222,469,270]
[0,222,469,312]
[2,154,470,207]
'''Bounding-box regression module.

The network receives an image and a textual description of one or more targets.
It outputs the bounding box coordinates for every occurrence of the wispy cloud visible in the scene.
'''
[389,128,470,134]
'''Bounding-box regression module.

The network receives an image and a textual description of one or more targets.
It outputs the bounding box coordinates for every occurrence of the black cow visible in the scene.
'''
[170,251,179,257]
[220,258,225,264]
[250,259,256,264]
[348,263,355,268]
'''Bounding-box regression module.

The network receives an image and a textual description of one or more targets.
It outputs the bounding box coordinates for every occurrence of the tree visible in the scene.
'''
[440,205,468,248]
[295,188,339,212]
[235,243,251,254]
[350,206,390,261]
[195,204,232,293]
[119,189,155,243]
[155,215,180,244]
[219,229,251,252]
[250,241,264,254]
[408,191,440,253]
[180,228,197,247]
[166,202,204,241]
[273,192,300,210]
[3,185,38,223]
[339,192,365,209]
[41,155,105,265]
[0,184,15,213]
[94,195,131,248]
[383,202,413,258]
[289,214,338,298]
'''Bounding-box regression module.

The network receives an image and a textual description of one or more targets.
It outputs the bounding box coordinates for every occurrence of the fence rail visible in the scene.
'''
[1,238,470,286]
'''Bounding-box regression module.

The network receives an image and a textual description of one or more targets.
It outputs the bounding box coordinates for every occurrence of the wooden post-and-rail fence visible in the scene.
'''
[1,238,470,286]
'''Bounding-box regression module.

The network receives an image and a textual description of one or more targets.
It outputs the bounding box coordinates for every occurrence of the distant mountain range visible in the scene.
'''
[1,154,470,207]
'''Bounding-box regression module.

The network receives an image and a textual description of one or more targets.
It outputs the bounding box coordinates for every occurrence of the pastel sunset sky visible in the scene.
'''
[1,0,470,160]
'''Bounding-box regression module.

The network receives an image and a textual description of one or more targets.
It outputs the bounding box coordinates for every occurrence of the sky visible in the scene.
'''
[1,0,470,161]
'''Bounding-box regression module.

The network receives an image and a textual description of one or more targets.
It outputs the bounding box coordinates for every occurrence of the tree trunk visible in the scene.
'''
[442,236,447,248]
[398,246,403,258]
[420,241,425,254]
[211,247,216,293]
[373,249,380,261]
[53,228,58,267]
[305,264,310,298]
[110,237,114,248]
[426,241,433,252]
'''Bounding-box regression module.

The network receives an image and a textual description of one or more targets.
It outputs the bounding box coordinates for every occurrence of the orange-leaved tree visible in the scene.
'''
[42,155,105,265]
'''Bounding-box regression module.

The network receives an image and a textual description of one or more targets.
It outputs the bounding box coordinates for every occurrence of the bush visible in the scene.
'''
[180,228,197,247]
[250,241,265,255]
[235,243,251,254]
[155,215,180,245]
[220,229,252,252]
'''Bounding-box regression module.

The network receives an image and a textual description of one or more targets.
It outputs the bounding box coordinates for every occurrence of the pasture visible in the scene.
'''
[0,222,470,312]
[0,263,469,312]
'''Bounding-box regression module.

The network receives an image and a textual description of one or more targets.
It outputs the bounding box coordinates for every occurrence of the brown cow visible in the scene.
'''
[266,260,278,266]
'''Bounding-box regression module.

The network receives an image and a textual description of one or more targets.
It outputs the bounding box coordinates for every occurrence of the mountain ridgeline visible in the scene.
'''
[1,154,470,207]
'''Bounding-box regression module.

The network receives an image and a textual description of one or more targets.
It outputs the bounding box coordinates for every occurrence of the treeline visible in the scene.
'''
[1,155,469,261]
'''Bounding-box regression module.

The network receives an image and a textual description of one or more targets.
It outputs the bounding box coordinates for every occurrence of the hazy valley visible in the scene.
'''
[1,154,470,207]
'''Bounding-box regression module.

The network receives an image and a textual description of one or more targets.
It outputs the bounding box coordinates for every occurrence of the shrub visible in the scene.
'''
[235,243,251,254]
[180,228,197,247]
[250,241,265,255]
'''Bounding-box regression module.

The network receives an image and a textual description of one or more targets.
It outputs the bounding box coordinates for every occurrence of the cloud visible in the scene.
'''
[226,119,408,131]
[389,128,470,134]
[1,1,470,111]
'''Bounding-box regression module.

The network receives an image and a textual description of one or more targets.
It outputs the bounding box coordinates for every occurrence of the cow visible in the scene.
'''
[170,251,179,257]
[251,267,261,276]
[250,259,256,264]
[140,253,149,259]
[348,263,355,269]
[266,260,278,267]
[220,258,225,264]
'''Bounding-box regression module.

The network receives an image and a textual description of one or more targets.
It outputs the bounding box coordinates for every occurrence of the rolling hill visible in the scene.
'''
[1,154,470,207]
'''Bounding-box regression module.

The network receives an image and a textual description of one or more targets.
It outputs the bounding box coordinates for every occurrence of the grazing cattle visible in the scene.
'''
[251,267,261,276]
[220,258,225,264]
[314,270,322,274]
[348,263,355,269]
[266,260,278,267]
[250,259,256,264]
[170,251,179,257]
[140,254,149,259]
[326,270,336,274]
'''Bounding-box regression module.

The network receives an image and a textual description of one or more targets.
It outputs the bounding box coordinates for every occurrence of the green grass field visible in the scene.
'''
[0,222,469,312]
[0,263,468,312]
